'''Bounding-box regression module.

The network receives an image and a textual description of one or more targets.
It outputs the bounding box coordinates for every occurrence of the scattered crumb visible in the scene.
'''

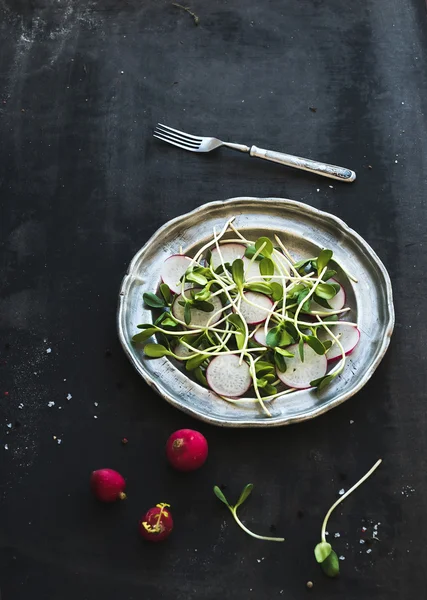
[329,185,334,189]
[94,415,98,419]
[334,532,341,538]
[7,423,12,429]
[339,555,345,561]
[401,485,415,497]
[66,393,72,400]
[18,403,24,409]
[94,402,98,407]
[366,548,372,554]
[338,489,345,495]
[350,419,354,424]
[121,437,129,445]
[306,581,314,589]
[53,436,57,440]
[4,444,9,450]
[46,348,52,354]
[360,539,365,544]
[309,107,317,113]
[316,188,320,192]
[325,531,329,536]
[362,526,367,532]
[58,406,62,410]
[48,401,55,407]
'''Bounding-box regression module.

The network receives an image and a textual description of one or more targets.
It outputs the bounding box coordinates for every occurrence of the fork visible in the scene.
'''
[154,123,356,183]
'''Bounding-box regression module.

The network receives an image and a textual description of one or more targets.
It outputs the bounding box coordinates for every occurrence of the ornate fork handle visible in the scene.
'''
[249,145,356,182]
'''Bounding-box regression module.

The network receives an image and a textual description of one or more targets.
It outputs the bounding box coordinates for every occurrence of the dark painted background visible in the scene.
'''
[1,1,427,598]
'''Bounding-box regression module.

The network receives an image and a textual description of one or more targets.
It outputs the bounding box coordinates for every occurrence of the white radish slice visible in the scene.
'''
[253,326,269,346]
[206,354,252,397]
[172,289,223,329]
[161,255,192,295]
[238,292,273,325]
[318,324,360,361]
[276,343,327,389]
[211,243,246,270]
[311,279,346,312]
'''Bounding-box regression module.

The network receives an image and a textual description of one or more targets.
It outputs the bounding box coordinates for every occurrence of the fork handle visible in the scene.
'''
[249,145,356,182]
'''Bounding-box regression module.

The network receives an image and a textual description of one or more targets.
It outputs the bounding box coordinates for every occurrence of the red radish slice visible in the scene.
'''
[172,289,222,328]
[211,243,246,270]
[161,255,192,295]
[276,343,327,389]
[311,279,346,312]
[253,326,269,346]
[206,354,252,397]
[243,257,282,285]
[318,324,360,361]
[239,292,273,325]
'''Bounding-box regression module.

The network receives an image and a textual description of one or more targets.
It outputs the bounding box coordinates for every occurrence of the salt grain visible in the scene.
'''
[66,393,72,400]
[334,533,341,538]
[57,439,62,445]
[48,401,55,407]
[339,489,345,495]
[366,548,372,554]
[339,555,345,561]
[46,348,52,354]
[360,539,365,544]
[94,415,98,419]
[362,526,367,532]
[350,420,354,424]
[18,403,24,409]
[94,402,98,407]
[7,423,12,429]
[4,444,8,450]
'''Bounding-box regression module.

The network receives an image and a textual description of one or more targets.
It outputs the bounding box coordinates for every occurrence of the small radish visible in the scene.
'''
[161,255,192,295]
[238,291,273,325]
[211,243,246,270]
[276,343,327,389]
[90,469,126,502]
[311,279,346,313]
[206,354,252,397]
[166,429,208,471]
[318,324,360,361]
[172,289,222,328]
[139,503,173,542]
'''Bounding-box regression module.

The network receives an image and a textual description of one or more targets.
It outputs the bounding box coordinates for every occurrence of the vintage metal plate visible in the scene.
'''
[117,198,394,427]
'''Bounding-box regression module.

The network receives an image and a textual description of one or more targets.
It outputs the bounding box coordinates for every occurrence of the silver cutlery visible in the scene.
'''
[154,123,356,183]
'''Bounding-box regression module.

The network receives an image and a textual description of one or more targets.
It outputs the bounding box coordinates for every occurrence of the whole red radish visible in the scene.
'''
[139,503,173,542]
[90,468,126,502]
[166,429,208,472]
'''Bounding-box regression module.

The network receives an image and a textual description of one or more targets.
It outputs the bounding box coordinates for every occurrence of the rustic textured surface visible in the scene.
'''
[0,1,426,598]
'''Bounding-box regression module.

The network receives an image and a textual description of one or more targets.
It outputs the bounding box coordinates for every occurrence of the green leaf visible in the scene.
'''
[184,303,192,325]
[323,340,333,351]
[322,269,337,282]
[275,347,294,358]
[137,323,156,330]
[261,383,277,396]
[314,542,332,563]
[298,338,305,362]
[284,322,298,340]
[274,351,287,373]
[194,366,208,387]
[262,373,276,383]
[320,550,340,578]
[259,257,275,281]
[232,258,245,289]
[323,314,339,324]
[317,249,333,276]
[213,486,230,506]
[315,283,338,300]
[186,353,209,371]
[255,236,274,257]
[313,294,332,309]
[193,300,214,312]
[132,328,157,343]
[266,326,282,348]
[228,313,245,331]
[279,329,293,347]
[294,257,315,270]
[161,317,177,328]
[255,360,275,372]
[305,335,326,355]
[194,288,211,302]
[144,343,170,358]
[298,288,311,312]
[331,282,341,294]
[269,282,283,301]
[143,292,165,309]
[310,374,336,390]
[244,245,264,261]
[236,483,254,507]
[245,282,272,295]
[186,271,208,286]
[159,283,172,304]
[256,378,269,389]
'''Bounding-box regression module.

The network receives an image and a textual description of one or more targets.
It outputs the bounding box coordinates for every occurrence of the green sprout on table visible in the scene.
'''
[314,459,382,577]
[214,484,285,542]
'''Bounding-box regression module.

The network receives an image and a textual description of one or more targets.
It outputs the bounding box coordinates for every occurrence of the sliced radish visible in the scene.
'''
[311,279,346,312]
[243,257,283,285]
[172,289,223,329]
[253,326,269,346]
[211,243,246,270]
[276,343,327,389]
[318,324,360,361]
[161,255,192,295]
[206,354,252,397]
[238,292,273,325]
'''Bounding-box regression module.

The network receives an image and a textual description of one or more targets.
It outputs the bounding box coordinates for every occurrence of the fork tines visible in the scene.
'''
[154,123,202,151]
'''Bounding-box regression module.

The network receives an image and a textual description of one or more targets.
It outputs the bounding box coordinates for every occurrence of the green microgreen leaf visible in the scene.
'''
[132,328,157,343]
[232,258,245,289]
[259,257,275,281]
[261,383,277,396]
[284,322,298,340]
[298,338,305,361]
[269,282,283,301]
[255,236,274,257]
[275,347,295,358]
[245,282,272,295]
[184,303,192,325]
[143,292,166,309]
[244,245,264,261]
[186,270,208,286]
[313,294,332,309]
[194,288,211,302]
[236,483,254,507]
[322,269,337,282]
[266,326,282,348]
[159,283,172,304]
[323,340,333,351]
[310,374,336,390]
[279,329,294,347]
[144,343,170,358]
[316,283,338,300]
[305,335,326,355]
[314,542,332,563]
[136,323,155,329]
[317,249,333,276]
[213,486,230,507]
[320,550,340,578]
[298,288,311,312]
[194,366,208,387]
[193,300,214,312]
[274,350,287,372]
[294,257,315,270]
